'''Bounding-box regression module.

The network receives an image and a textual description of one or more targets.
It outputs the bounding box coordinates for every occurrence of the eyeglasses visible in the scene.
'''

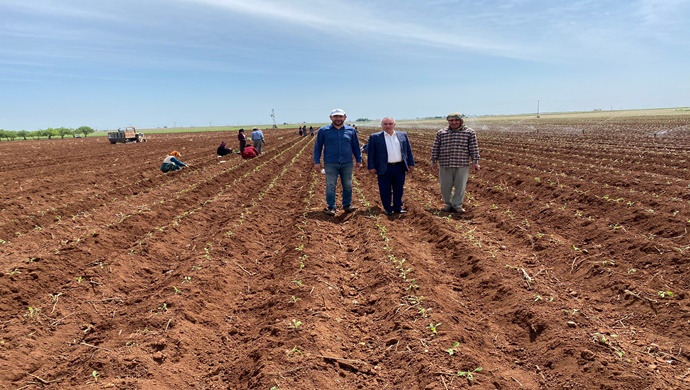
[448,119,462,122]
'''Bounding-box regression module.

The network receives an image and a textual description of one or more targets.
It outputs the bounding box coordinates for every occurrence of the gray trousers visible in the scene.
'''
[439,166,470,209]
[253,139,263,154]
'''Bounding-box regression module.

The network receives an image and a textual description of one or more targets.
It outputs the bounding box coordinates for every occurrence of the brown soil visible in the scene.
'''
[1,115,690,389]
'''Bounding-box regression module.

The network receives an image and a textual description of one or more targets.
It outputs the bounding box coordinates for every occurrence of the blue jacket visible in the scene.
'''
[366,131,415,174]
[313,124,362,164]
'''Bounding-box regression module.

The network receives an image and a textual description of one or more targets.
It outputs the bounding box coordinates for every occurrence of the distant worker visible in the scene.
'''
[217,141,233,157]
[430,112,481,213]
[299,126,304,136]
[251,127,265,154]
[309,126,314,136]
[161,151,187,173]
[238,128,247,151]
[241,145,260,160]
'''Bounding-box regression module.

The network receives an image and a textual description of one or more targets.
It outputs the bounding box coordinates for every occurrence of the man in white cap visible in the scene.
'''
[313,108,363,216]
[430,112,480,213]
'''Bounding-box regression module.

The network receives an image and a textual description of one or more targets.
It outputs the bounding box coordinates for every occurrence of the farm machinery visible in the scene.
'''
[108,126,147,144]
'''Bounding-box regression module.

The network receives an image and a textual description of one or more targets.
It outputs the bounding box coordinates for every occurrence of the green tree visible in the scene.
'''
[76,126,95,137]
[57,127,74,139]
[44,128,59,139]
[31,130,45,140]
[4,130,18,141]
[16,130,29,140]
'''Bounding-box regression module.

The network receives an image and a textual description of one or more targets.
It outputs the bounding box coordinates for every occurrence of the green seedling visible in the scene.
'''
[457,367,482,381]
[408,295,425,305]
[91,370,99,382]
[290,295,301,303]
[27,306,41,318]
[7,268,21,276]
[173,286,181,294]
[288,319,302,330]
[286,346,302,357]
[627,268,637,274]
[292,279,303,287]
[446,341,460,355]
[418,307,431,317]
[657,291,674,299]
[427,322,441,335]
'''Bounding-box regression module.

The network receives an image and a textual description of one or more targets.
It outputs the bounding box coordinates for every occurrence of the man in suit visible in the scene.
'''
[367,117,415,215]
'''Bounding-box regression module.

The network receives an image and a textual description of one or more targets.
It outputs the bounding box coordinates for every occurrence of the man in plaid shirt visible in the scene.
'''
[430,112,481,213]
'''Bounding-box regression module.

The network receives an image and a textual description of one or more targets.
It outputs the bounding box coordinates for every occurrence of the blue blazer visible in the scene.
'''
[366,131,415,175]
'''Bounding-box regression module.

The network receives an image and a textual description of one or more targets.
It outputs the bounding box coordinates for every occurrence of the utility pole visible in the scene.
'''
[270,109,278,128]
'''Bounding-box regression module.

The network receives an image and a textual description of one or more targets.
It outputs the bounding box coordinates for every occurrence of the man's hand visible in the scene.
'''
[314,163,321,172]
[472,162,481,172]
[356,162,363,169]
[368,169,376,175]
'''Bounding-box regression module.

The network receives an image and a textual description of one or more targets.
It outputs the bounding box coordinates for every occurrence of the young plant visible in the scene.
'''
[446,341,460,355]
[427,322,441,335]
[657,290,674,299]
[457,367,482,381]
[288,319,302,330]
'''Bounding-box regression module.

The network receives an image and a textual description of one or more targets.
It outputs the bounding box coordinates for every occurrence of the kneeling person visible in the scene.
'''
[161,151,187,172]
[241,145,259,160]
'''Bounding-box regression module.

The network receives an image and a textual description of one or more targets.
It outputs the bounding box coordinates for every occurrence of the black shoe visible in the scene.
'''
[442,205,454,212]
[323,208,336,216]
[394,209,408,214]
[343,206,357,213]
[384,210,393,216]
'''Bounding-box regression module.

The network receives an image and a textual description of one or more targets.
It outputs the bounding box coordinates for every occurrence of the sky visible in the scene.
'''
[1,0,689,130]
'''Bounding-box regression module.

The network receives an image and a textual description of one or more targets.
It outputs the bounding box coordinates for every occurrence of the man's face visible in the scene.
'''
[330,114,346,127]
[381,118,396,134]
[447,118,463,129]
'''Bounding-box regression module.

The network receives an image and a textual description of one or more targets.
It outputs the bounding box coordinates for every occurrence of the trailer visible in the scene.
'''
[108,127,147,144]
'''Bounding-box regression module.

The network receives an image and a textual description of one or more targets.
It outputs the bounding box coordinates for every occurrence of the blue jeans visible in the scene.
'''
[324,163,354,210]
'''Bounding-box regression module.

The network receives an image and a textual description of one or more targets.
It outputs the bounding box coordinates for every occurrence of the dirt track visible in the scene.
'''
[1,114,690,389]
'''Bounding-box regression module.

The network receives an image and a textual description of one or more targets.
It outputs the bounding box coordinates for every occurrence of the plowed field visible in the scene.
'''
[2,114,690,389]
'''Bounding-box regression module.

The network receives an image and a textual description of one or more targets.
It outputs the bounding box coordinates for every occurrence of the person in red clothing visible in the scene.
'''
[241,145,259,159]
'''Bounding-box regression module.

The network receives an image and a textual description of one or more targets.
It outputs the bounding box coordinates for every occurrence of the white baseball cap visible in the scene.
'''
[330,108,346,116]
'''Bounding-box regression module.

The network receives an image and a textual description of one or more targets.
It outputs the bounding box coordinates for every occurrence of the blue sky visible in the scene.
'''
[1,0,688,130]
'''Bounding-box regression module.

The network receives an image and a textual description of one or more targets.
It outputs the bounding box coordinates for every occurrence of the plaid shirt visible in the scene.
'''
[430,125,480,167]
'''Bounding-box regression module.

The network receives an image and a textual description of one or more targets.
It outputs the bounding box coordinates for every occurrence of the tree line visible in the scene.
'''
[0,126,95,141]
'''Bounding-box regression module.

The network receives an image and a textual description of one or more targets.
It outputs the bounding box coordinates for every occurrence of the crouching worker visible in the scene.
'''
[217,141,233,157]
[241,145,259,160]
[161,151,187,172]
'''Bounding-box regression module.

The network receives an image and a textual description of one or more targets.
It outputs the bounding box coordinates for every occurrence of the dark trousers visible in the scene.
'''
[377,163,406,213]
